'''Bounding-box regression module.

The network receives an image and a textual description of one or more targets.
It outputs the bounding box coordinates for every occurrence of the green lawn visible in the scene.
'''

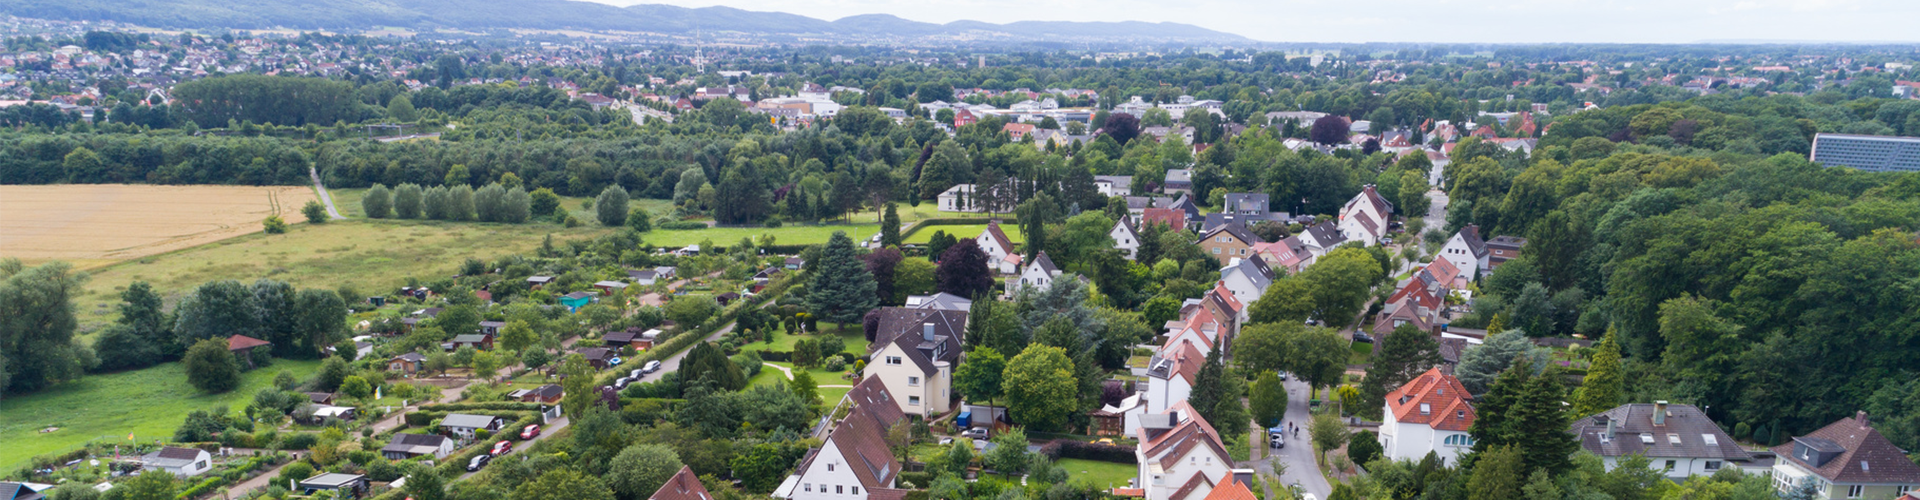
[1055,458,1136,489]
[0,359,324,470]
[740,330,869,355]
[903,224,1024,245]
[643,223,882,248]
[1349,341,1374,365]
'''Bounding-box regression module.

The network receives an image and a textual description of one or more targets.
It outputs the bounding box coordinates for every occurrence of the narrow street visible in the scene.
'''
[1244,377,1331,500]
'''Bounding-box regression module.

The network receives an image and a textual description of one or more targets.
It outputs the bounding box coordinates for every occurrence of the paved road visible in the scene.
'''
[1247,377,1330,500]
[309,166,344,220]
[459,415,572,480]
[635,300,770,383]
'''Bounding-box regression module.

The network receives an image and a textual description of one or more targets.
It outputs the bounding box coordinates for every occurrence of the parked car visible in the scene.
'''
[1353,332,1374,343]
[466,454,491,471]
[492,440,513,455]
[642,360,662,373]
[521,424,541,440]
[961,427,989,439]
[630,369,645,379]
[1269,433,1286,449]
[614,377,633,389]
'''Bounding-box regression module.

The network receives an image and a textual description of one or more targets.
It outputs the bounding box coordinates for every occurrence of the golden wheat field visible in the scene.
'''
[0,184,318,269]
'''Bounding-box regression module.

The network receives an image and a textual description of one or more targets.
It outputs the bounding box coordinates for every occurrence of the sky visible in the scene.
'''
[579,0,1920,44]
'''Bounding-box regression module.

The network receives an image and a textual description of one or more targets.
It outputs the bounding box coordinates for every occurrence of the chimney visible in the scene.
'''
[1605,417,1616,440]
[1858,411,1871,429]
[923,323,936,342]
[1654,401,1668,426]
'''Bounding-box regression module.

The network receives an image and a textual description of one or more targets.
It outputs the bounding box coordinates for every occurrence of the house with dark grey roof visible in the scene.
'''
[439,413,504,439]
[865,308,966,417]
[381,433,456,460]
[902,293,971,311]
[1163,168,1194,196]
[1486,235,1528,270]
[1217,255,1274,304]
[1439,224,1490,280]
[140,446,211,477]
[0,482,47,500]
[1770,411,1920,499]
[1015,251,1062,292]
[1297,221,1348,257]
[298,473,368,498]
[389,352,427,374]
[1111,217,1143,260]
[1570,401,1753,481]
[1199,223,1261,259]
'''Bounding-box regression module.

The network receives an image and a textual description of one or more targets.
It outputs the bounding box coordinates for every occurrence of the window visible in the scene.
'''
[1419,403,1431,415]
[1664,460,1676,471]
[852,488,860,495]
[1702,434,1719,446]
[1668,433,1682,445]
[1705,461,1722,471]
[1847,485,1863,498]
[836,486,844,494]
[1897,485,1911,495]
[1212,247,1221,254]
[909,376,920,387]
[886,356,902,365]
[909,396,921,406]
[805,484,813,492]
[827,464,835,471]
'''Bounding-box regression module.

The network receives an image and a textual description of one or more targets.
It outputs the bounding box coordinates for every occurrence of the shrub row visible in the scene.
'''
[418,402,542,412]
[657,221,709,230]
[1038,440,1137,464]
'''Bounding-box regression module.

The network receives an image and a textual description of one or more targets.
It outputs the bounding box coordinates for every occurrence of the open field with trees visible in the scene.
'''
[0,184,317,269]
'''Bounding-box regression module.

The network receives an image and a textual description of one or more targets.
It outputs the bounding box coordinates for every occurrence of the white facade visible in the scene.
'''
[1217,261,1268,305]
[789,439,883,500]
[1141,445,1229,500]
[1144,371,1194,415]
[976,226,1020,275]
[1112,220,1142,260]
[1016,261,1058,292]
[1438,234,1487,280]
[1337,214,1383,247]
[866,343,952,417]
[141,448,213,478]
[1378,409,1474,465]
[938,184,984,213]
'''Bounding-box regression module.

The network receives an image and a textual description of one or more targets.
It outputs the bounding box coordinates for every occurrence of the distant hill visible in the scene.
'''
[1,0,1248,42]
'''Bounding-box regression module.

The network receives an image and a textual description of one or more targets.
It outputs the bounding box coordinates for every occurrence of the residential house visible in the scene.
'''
[649,466,713,500]
[140,447,212,477]
[1112,217,1144,260]
[1248,236,1312,275]
[507,384,564,404]
[440,413,504,439]
[630,266,677,285]
[594,281,629,294]
[1297,222,1348,257]
[866,308,966,417]
[1338,185,1394,246]
[1194,475,1258,500]
[1135,402,1233,500]
[1199,223,1261,259]
[605,327,660,350]
[904,293,971,311]
[1142,208,1188,232]
[1486,236,1527,269]
[1163,169,1194,196]
[1095,176,1134,197]
[1421,258,1469,292]
[380,433,457,460]
[390,353,427,374]
[1571,402,1754,481]
[776,378,903,500]
[785,257,806,270]
[1437,224,1490,281]
[1372,271,1447,336]
[1125,196,1176,216]
[1165,195,1202,222]
[977,221,1022,274]
[1378,368,1475,464]
[1771,412,1920,499]
[1143,342,1207,417]
[937,184,985,213]
[1216,256,1274,305]
[1220,193,1285,223]
[227,335,272,369]
[526,276,554,288]
[1016,251,1062,292]
[1004,123,1036,141]
[953,109,978,127]
[297,474,369,499]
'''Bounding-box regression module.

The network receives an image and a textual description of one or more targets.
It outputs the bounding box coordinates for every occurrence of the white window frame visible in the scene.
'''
[909,396,921,406]
[908,376,920,387]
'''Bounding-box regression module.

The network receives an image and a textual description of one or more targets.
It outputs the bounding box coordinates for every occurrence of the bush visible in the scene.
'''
[658,221,709,230]
[1037,440,1136,463]
[897,472,933,489]
[278,433,318,450]
[263,216,288,234]
[1347,430,1382,467]
[824,356,846,372]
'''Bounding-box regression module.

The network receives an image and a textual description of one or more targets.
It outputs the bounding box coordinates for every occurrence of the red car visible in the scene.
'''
[520,424,541,440]
[491,440,513,455]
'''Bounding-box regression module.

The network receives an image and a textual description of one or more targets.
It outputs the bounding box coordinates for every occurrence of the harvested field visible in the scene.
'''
[0,184,316,269]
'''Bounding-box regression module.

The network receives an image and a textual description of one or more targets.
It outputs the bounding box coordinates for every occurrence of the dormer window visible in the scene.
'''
[1640,433,1655,444]
[1419,403,1431,415]
[1456,410,1466,419]
[1702,434,1718,446]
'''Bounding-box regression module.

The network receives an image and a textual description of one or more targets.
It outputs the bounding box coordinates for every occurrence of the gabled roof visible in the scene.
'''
[1455,224,1489,258]
[1028,251,1059,275]
[1167,473,1214,500]
[1206,281,1244,315]
[1303,222,1346,248]
[1224,255,1274,286]
[142,446,206,468]
[392,352,426,363]
[648,466,712,500]
[870,308,967,363]
[227,334,271,351]
[1421,258,1463,288]
[1350,210,1380,237]
[1146,341,1208,385]
[441,413,500,429]
[1385,368,1474,432]
[1198,476,1256,500]
[1344,184,1394,217]
[575,347,613,361]
[1139,401,1230,469]
[980,221,1017,255]
[1112,217,1141,241]
[843,376,907,429]
[1571,403,1750,461]
[1201,223,1261,246]
[1773,413,1920,484]
[801,408,900,490]
[381,433,452,455]
[0,483,45,500]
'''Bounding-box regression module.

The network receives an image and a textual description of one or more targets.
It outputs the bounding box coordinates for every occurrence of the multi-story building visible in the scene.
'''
[1811,134,1920,173]
[1771,412,1920,499]
[1378,368,1475,464]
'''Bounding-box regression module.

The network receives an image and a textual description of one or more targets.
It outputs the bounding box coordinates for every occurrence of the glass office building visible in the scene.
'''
[1810,133,1920,172]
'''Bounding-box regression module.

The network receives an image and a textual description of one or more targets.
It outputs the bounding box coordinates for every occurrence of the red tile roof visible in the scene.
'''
[1386,368,1474,432]
[648,467,712,500]
[981,221,1017,255]
[1142,208,1186,231]
[1199,477,1256,500]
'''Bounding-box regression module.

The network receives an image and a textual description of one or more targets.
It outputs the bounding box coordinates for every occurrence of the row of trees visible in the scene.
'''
[361,182,540,223]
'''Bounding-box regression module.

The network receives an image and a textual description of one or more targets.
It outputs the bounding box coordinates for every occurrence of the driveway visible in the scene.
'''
[1246,377,1329,500]
[458,415,571,480]
[635,300,772,383]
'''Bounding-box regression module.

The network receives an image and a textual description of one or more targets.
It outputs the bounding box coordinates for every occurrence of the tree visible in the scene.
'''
[263,215,287,234]
[1102,113,1140,144]
[1466,445,1525,500]
[183,338,241,393]
[597,185,631,227]
[789,371,820,404]
[393,183,423,219]
[608,444,683,500]
[1247,278,1313,324]
[954,347,1007,406]
[293,289,346,358]
[892,258,937,304]
[682,342,746,391]
[98,281,168,370]
[1455,330,1545,395]
[1003,345,1078,431]
[1470,358,1578,475]
[1250,371,1288,428]
[881,203,902,247]
[984,427,1031,475]
[1296,248,1383,326]
[1310,115,1351,145]
[936,240,994,298]
[1187,343,1228,425]
[1358,324,1444,419]
[806,232,879,325]
[862,248,903,307]
[117,466,178,500]
[339,375,372,399]
[1309,412,1351,462]
[302,200,329,223]
[530,187,561,217]
[515,469,616,500]
[628,207,652,232]
[1570,326,1625,418]
[404,467,446,500]
[173,280,257,345]
[500,320,538,353]
[363,184,393,219]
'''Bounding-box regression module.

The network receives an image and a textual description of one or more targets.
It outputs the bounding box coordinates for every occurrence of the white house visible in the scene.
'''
[779,378,904,500]
[439,413,504,440]
[1016,251,1062,292]
[937,184,984,213]
[1378,368,1476,465]
[1438,224,1489,281]
[1337,185,1394,246]
[1095,176,1134,197]
[976,221,1022,274]
[1143,341,1207,415]
[1216,256,1274,305]
[1569,402,1754,482]
[1135,402,1234,500]
[140,447,212,477]
[381,433,458,460]
[1111,218,1143,260]
[864,308,966,417]
[1768,412,1920,499]
[1296,222,1348,257]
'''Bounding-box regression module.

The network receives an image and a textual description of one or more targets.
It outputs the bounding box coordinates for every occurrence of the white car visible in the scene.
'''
[961,427,989,439]
[642,360,662,373]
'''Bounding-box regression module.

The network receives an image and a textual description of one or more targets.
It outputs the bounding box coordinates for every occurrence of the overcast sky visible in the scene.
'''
[580,0,1920,43]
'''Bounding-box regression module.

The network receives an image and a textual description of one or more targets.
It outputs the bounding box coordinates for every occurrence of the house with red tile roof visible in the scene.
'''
[649,466,712,500]
[1770,412,1920,499]
[1378,367,1475,464]
[1371,274,1447,337]
[975,221,1022,274]
[1197,476,1257,500]
[1142,208,1188,232]
[776,379,903,500]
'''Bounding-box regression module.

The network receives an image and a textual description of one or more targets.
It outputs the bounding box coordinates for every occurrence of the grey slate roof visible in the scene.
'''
[440,413,501,429]
[1773,412,1920,484]
[1570,403,1751,461]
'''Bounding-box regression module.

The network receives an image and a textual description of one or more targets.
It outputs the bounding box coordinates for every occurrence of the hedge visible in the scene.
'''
[418,402,542,412]
[898,217,1018,241]
[402,410,531,428]
[642,273,795,364]
[1037,440,1137,464]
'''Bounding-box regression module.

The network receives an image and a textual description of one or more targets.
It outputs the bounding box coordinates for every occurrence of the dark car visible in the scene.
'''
[1353,332,1374,343]
[466,454,491,471]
